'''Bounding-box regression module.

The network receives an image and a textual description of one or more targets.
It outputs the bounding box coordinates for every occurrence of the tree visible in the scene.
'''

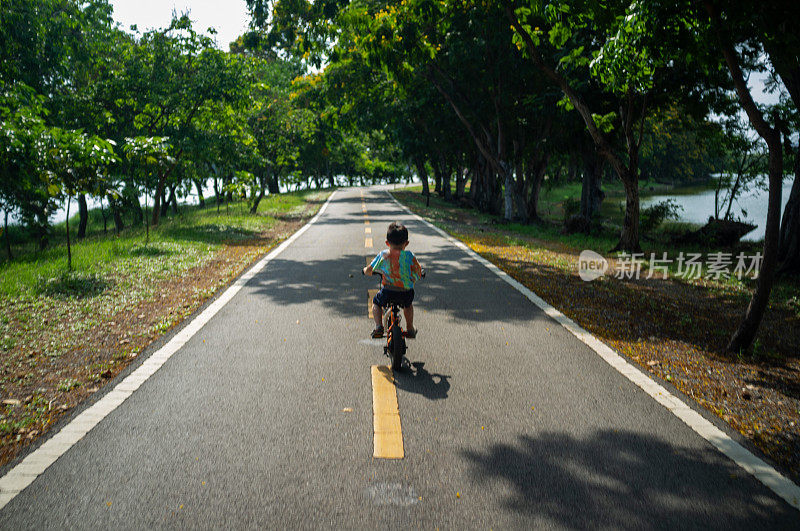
[0,82,54,254]
[699,0,794,352]
[113,15,249,226]
[44,128,118,269]
[123,136,172,245]
[507,0,716,250]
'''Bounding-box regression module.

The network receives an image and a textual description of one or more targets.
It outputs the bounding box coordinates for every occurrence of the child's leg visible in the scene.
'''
[372,303,383,328]
[403,304,414,331]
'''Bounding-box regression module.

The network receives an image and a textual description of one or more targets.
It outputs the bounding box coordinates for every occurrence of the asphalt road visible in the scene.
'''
[1,187,797,529]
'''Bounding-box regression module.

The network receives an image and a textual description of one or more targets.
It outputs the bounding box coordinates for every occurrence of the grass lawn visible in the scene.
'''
[0,190,330,467]
[393,186,800,483]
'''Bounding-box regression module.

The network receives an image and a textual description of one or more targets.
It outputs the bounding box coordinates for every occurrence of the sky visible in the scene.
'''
[109,0,251,50]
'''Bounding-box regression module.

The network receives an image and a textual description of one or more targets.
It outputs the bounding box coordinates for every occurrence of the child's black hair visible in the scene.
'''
[386,221,409,246]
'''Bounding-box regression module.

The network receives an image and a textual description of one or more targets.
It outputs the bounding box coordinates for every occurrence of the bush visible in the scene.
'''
[641,199,683,233]
[562,197,580,223]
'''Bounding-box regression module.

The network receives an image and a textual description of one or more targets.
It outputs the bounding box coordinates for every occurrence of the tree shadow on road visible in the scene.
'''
[247,251,550,326]
[461,429,797,529]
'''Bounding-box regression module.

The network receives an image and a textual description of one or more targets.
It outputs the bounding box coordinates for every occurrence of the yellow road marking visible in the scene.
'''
[364,219,370,225]
[365,237,373,248]
[371,365,404,459]
[368,289,379,317]
[365,227,371,234]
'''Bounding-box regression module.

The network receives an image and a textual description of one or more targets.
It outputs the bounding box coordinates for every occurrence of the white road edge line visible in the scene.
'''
[0,191,338,511]
[387,190,800,511]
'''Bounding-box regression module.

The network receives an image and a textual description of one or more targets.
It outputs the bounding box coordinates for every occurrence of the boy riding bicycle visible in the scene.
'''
[362,221,423,339]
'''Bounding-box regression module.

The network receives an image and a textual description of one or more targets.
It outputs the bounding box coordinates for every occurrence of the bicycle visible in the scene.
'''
[363,269,425,371]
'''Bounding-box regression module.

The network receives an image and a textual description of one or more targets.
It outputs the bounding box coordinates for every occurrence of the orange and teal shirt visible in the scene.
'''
[369,249,422,290]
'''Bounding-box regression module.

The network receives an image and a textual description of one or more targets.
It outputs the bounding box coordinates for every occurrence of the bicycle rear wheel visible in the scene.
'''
[389,323,405,371]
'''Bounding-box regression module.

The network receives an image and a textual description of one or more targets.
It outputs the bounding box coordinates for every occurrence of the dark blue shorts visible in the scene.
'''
[373,288,414,308]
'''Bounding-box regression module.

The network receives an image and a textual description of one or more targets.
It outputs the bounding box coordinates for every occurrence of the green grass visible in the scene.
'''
[0,190,327,297]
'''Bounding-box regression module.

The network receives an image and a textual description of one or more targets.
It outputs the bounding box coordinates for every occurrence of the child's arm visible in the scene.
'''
[411,254,423,281]
[364,251,383,276]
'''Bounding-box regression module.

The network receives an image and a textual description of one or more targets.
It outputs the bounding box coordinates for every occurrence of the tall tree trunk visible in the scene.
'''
[512,160,528,224]
[413,157,431,207]
[728,139,782,352]
[65,195,72,271]
[144,192,150,245]
[213,176,221,208]
[268,173,280,194]
[615,174,641,252]
[433,169,442,195]
[704,1,784,353]
[251,173,267,214]
[442,165,453,201]
[168,184,178,215]
[327,162,335,188]
[194,179,205,207]
[77,194,88,239]
[160,192,169,216]
[152,173,165,226]
[108,194,124,233]
[525,154,548,223]
[502,162,515,222]
[3,210,11,260]
[100,198,108,233]
[456,167,467,199]
[778,139,800,274]
[579,146,605,225]
[469,156,481,203]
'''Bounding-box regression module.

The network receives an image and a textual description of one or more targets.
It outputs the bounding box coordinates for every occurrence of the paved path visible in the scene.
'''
[1,187,797,529]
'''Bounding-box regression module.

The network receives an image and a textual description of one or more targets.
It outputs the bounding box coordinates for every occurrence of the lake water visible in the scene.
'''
[6,176,794,243]
[640,177,795,242]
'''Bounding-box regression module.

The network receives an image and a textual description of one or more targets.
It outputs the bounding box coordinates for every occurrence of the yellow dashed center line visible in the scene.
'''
[371,365,404,459]
[363,192,402,459]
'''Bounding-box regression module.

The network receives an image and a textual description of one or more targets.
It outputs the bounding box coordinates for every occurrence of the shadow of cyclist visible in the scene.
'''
[394,361,451,400]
